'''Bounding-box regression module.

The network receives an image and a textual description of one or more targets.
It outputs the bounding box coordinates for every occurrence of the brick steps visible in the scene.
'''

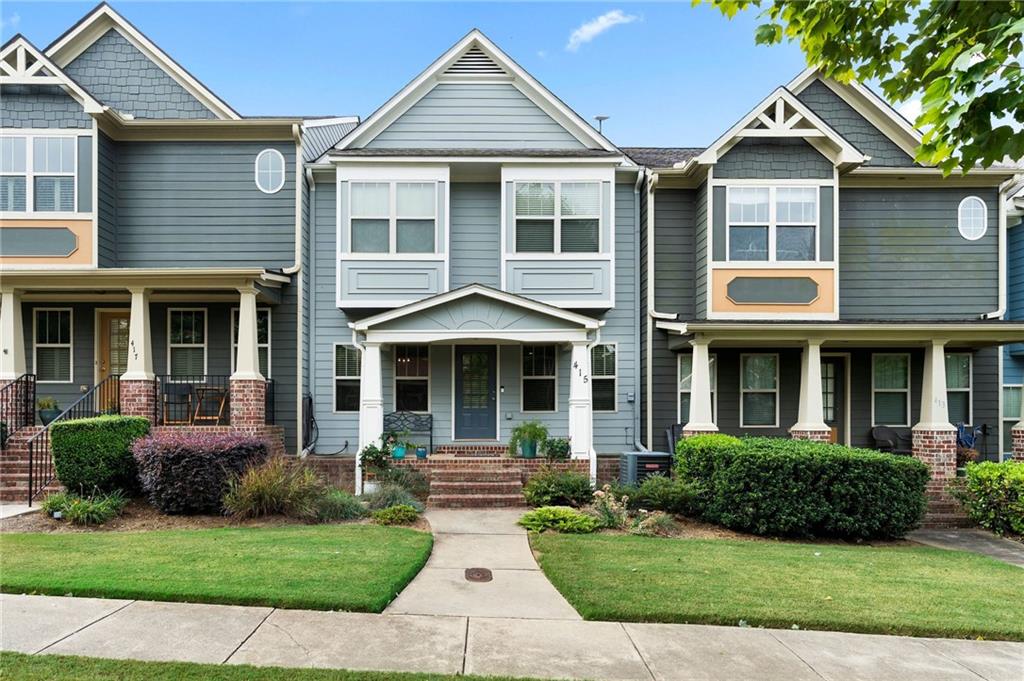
[427,494,526,509]
[0,426,54,504]
[430,481,523,495]
[433,444,509,457]
[426,461,526,508]
[431,468,522,483]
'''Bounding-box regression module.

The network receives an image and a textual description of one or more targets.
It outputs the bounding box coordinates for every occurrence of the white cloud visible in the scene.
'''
[537,50,548,59]
[898,98,921,123]
[566,9,638,52]
[0,13,21,31]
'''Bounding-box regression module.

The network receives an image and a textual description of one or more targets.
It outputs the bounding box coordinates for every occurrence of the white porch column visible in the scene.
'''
[568,341,593,460]
[916,339,953,431]
[121,287,154,380]
[790,340,830,439]
[356,342,384,492]
[683,338,718,434]
[0,288,26,379]
[231,285,264,380]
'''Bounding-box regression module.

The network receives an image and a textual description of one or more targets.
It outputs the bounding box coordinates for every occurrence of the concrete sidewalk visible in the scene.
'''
[909,529,1024,568]
[3,594,1021,680]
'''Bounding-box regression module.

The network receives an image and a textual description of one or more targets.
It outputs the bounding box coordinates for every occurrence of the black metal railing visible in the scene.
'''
[0,373,35,449]
[154,375,233,426]
[26,375,120,504]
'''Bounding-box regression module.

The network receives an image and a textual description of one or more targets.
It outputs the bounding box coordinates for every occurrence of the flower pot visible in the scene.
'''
[392,445,406,460]
[520,439,538,459]
[415,446,428,459]
[39,409,60,426]
[362,480,380,495]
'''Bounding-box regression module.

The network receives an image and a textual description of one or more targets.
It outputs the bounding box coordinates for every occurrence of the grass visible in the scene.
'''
[532,533,1024,641]
[0,525,432,612]
[0,653,529,681]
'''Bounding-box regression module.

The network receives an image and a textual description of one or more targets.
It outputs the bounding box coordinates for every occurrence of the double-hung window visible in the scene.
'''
[727,186,817,262]
[514,181,600,253]
[168,309,207,379]
[1002,386,1021,457]
[872,353,910,426]
[740,354,778,427]
[945,353,971,425]
[34,309,72,383]
[350,181,436,254]
[231,308,271,377]
[522,345,556,412]
[335,344,361,412]
[395,345,429,412]
[591,344,616,412]
[0,136,27,212]
[678,353,717,423]
[32,137,75,212]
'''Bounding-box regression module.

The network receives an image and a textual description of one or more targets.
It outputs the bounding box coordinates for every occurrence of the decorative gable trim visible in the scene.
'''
[696,87,866,169]
[788,67,921,160]
[0,35,104,113]
[442,44,507,78]
[45,3,239,120]
[328,29,621,157]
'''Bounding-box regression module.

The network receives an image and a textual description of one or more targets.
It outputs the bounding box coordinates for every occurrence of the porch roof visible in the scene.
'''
[0,268,290,300]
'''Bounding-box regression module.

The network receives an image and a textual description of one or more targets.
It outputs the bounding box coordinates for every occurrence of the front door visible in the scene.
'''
[454,345,497,440]
[97,311,130,410]
[821,357,846,444]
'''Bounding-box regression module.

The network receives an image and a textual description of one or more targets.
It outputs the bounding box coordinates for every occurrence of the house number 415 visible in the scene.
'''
[572,361,589,383]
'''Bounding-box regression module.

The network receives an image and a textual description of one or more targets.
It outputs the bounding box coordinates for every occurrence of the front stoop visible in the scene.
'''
[427,467,525,509]
[0,427,61,503]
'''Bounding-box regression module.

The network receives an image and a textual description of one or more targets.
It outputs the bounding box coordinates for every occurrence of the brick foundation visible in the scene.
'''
[229,379,266,430]
[682,429,718,438]
[790,429,832,443]
[912,427,967,527]
[120,379,157,419]
[1012,426,1024,462]
[595,455,619,484]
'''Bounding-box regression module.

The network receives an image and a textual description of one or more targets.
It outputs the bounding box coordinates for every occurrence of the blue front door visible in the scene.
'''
[455,345,497,440]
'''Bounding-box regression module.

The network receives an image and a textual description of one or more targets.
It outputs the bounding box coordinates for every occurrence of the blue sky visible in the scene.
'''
[1,2,819,147]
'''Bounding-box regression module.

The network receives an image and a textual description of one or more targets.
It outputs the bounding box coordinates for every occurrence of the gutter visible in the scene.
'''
[983,177,1015,319]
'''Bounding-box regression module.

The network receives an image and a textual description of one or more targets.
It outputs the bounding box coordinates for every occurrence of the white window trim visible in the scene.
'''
[333,342,361,414]
[230,307,271,378]
[739,352,780,428]
[1,130,78,215]
[521,344,558,414]
[677,352,718,424]
[393,344,431,414]
[1002,384,1022,460]
[254,148,285,194]
[33,307,74,384]
[166,308,208,383]
[591,342,618,413]
[871,352,911,427]
[946,352,972,426]
[725,184,820,263]
[512,180,601,255]
[348,180,438,255]
[957,196,987,241]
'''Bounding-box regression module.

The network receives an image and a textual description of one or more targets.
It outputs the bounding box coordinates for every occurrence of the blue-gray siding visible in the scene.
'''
[451,183,501,289]
[0,85,91,128]
[303,121,357,162]
[63,28,218,120]
[365,82,586,150]
[694,182,708,319]
[1005,222,1024,374]
[97,132,118,267]
[715,138,832,179]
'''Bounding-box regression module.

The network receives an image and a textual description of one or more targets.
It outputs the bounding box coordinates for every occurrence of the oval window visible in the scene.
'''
[255,149,285,194]
[957,196,987,241]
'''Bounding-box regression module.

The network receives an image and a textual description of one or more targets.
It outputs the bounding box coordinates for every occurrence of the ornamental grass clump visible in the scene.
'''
[363,483,425,512]
[223,456,327,521]
[41,490,127,526]
[315,489,368,522]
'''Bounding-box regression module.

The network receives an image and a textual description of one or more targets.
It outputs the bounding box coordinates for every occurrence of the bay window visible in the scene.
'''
[1,136,27,212]
[727,185,818,262]
[350,181,437,254]
[515,181,600,253]
[33,137,75,212]
[395,345,430,412]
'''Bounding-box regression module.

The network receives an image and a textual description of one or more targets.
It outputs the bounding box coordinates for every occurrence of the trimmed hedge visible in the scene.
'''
[133,432,268,514]
[523,468,593,507]
[51,416,150,495]
[951,461,1024,536]
[677,436,929,539]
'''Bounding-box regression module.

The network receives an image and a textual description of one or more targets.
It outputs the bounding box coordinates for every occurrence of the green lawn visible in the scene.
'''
[0,525,432,612]
[533,533,1024,640]
[0,653,528,681]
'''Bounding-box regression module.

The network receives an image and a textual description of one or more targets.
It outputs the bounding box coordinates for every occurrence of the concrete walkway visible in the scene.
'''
[386,509,581,619]
[0,504,37,519]
[3,593,1022,680]
[909,529,1024,568]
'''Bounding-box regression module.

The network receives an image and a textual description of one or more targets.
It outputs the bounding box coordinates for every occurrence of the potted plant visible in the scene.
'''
[37,397,60,426]
[359,442,390,494]
[544,436,571,461]
[509,420,549,459]
[390,431,414,460]
[415,444,428,459]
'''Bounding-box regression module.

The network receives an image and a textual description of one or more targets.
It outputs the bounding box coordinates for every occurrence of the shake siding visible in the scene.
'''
[97,132,118,267]
[0,85,92,128]
[450,183,501,289]
[114,141,295,268]
[715,138,832,179]
[838,188,999,319]
[365,82,586,150]
[694,182,708,320]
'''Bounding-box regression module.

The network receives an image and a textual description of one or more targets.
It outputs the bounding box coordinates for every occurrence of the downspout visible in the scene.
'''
[349,325,364,493]
[301,166,317,456]
[289,124,304,459]
[983,177,1015,319]
[632,169,647,452]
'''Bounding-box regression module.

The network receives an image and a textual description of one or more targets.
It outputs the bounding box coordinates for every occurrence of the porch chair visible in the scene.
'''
[162,383,194,425]
[383,411,433,455]
[870,426,913,455]
[665,423,685,455]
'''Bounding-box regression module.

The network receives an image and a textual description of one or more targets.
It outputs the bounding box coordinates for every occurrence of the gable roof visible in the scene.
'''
[45,2,239,120]
[0,34,104,114]
[302,117,360,163]
[327,29,623,159]
[622,147,704,168]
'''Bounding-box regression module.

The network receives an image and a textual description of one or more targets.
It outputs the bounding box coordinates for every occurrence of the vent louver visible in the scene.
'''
[444,45,505,76]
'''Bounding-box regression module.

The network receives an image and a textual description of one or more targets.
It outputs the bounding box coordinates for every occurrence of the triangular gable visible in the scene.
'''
[329,30,621,157]
[696,87,866,169]
[45,2,239,120]
[788,67,921,163]
[0,35,104,114]
[352,284,602,332]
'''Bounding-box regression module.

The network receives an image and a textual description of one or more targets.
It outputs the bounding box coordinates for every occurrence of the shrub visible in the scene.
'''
[371,504,420,526]
[315,489,368,522]
[587,484,630,529]
[363,483,425,512]
[51,416,150,495]
[682,437,928,539]
[605,481,641,509]
[950,461,1024,536]
[42,491,126,526]
[674,433,742,479]
[544,437,571,461]
[518,506,598,534]
[375,467,429,499]
[223,457,327,520]
[635,474,702,516]
[133,432,268,515]
[629,510,678,537]
[522,467,592,507]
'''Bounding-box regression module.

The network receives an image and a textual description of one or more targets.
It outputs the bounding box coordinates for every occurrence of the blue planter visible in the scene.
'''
[520,439,538,459]
[392,445,406,460]
[415,446,428,459]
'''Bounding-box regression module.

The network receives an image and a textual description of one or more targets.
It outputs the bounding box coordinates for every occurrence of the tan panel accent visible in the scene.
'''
[712,267,835,314]
[0,219,93,265]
